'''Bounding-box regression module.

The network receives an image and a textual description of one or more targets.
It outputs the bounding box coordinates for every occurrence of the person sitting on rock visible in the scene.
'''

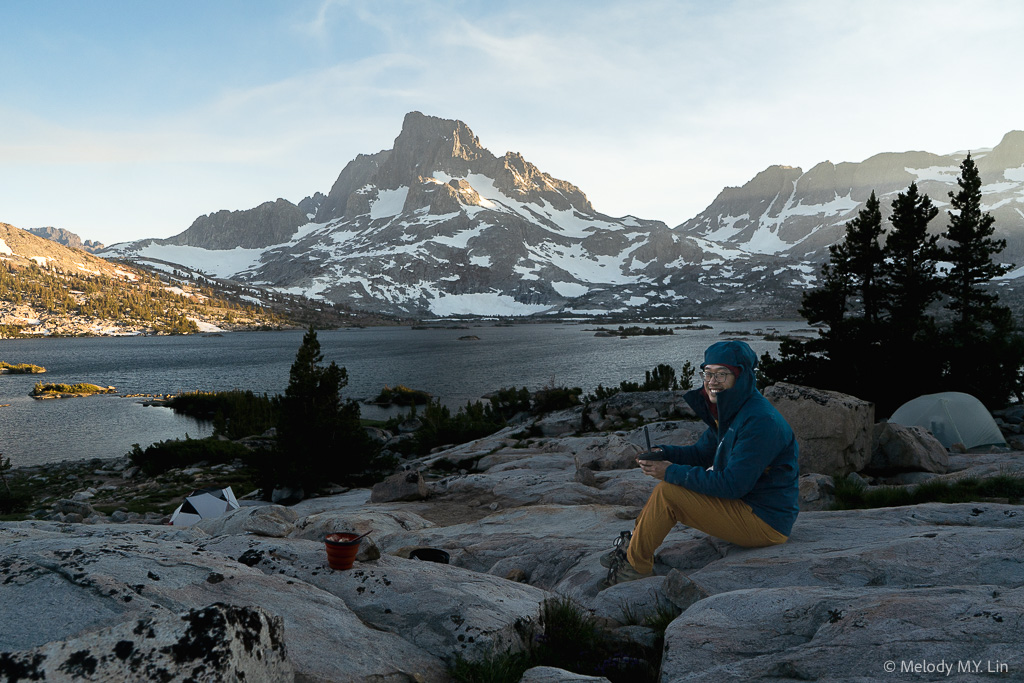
[602,339,799,587]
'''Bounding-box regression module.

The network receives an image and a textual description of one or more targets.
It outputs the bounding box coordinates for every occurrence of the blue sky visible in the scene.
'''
[2,0,1023,245]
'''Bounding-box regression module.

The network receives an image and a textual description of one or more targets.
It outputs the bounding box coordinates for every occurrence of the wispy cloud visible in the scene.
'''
[1,0,1022,241]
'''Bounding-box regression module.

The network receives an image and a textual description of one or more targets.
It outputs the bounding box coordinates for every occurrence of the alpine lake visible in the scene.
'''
[0,321,813,467]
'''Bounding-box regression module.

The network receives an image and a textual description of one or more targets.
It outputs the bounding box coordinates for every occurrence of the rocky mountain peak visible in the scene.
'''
[165,198,308,250]
[315,111,595,223]
[399,111,487,163]
[376,111,492,190]
[490,151,594,213]
[26,226,105,253]
[980,130,1024,172]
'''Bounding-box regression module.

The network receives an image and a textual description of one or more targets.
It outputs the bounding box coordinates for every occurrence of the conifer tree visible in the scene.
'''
[883,182,942,329]
[266,326,382,498]
[761,192,886,402]
[823,191,885,324]
[940,154,1022,404]
[943,153,1011,330]
[878,182,945,400]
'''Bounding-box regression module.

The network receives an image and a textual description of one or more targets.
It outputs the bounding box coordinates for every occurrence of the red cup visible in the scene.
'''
[324,532,363,570]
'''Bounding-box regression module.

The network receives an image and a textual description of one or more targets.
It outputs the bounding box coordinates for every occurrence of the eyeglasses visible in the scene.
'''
[699,370,733,382]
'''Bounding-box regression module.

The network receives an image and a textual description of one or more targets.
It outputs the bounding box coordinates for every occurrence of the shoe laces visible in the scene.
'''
[605,530,633,585]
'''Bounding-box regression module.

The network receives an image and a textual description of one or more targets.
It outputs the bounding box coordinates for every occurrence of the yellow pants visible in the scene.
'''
[627,481,789,574]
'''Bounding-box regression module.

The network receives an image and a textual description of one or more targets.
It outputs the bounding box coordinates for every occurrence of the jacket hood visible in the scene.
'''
[701,340,759,374]
[699,340,759,425]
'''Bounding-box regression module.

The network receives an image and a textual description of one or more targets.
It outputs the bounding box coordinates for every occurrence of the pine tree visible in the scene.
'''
[883,183,942,328]
[943,153,1011,330]
[266,326,383,498]
[940,154,1022,404]
[878,182,945,401]
[762,192,887,402]
[825,191,886,324]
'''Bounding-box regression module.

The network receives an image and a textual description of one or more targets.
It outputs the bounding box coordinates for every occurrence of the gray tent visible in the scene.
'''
[888,392,1007,450]
[170,486,239,526]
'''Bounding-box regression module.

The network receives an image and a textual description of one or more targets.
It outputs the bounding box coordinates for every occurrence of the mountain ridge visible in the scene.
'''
[683,130,1024,264]
[25,227,105,254]
[94,115,1024,319]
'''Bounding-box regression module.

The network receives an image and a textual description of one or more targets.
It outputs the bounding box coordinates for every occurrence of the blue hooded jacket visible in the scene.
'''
[657,340,800,536]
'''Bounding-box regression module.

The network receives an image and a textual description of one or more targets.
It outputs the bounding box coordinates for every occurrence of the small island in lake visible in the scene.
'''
[370,384,432,406]
[30,382,117,399]
[0,362,46,374]
[591,325,674,338]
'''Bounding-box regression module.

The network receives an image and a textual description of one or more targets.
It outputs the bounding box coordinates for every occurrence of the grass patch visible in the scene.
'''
[640,602,683,635]
[31,382,114,396]
[0,361,46,374]
[448,651,532,683]
[831,473,1024,510]
[450,596,660,683]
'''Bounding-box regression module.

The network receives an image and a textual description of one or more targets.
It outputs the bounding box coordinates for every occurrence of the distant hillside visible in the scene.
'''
[0,222,291,337]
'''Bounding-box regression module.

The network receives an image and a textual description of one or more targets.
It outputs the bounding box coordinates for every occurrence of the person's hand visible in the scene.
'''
[637,457,669,480]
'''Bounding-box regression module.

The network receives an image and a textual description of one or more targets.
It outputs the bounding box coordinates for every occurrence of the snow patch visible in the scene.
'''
[0,239,12,256]
[131,244,266,279]
[428,293,552,317]
[692,237,749,260]
[434,171,624,239]
[907,165,960,182]
[996,264,1024,280]
[784,193,860,219]
[535,243,641,285]
[370,187,410,220]
[514,262,541,281]
[29,256,52,267]
[469,255,492,267]
[551,281,590,297]
[745,192,859,255]
[981,181,1020,195]
[743,225,790,255]
[1004,165,1024,182]
[703,214,749,242]
[984,198,1016,211]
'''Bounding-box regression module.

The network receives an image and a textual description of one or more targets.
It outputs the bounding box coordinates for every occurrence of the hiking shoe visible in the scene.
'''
[602,553,652,588]
[599,530,632,568]
[600,547,625,568]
